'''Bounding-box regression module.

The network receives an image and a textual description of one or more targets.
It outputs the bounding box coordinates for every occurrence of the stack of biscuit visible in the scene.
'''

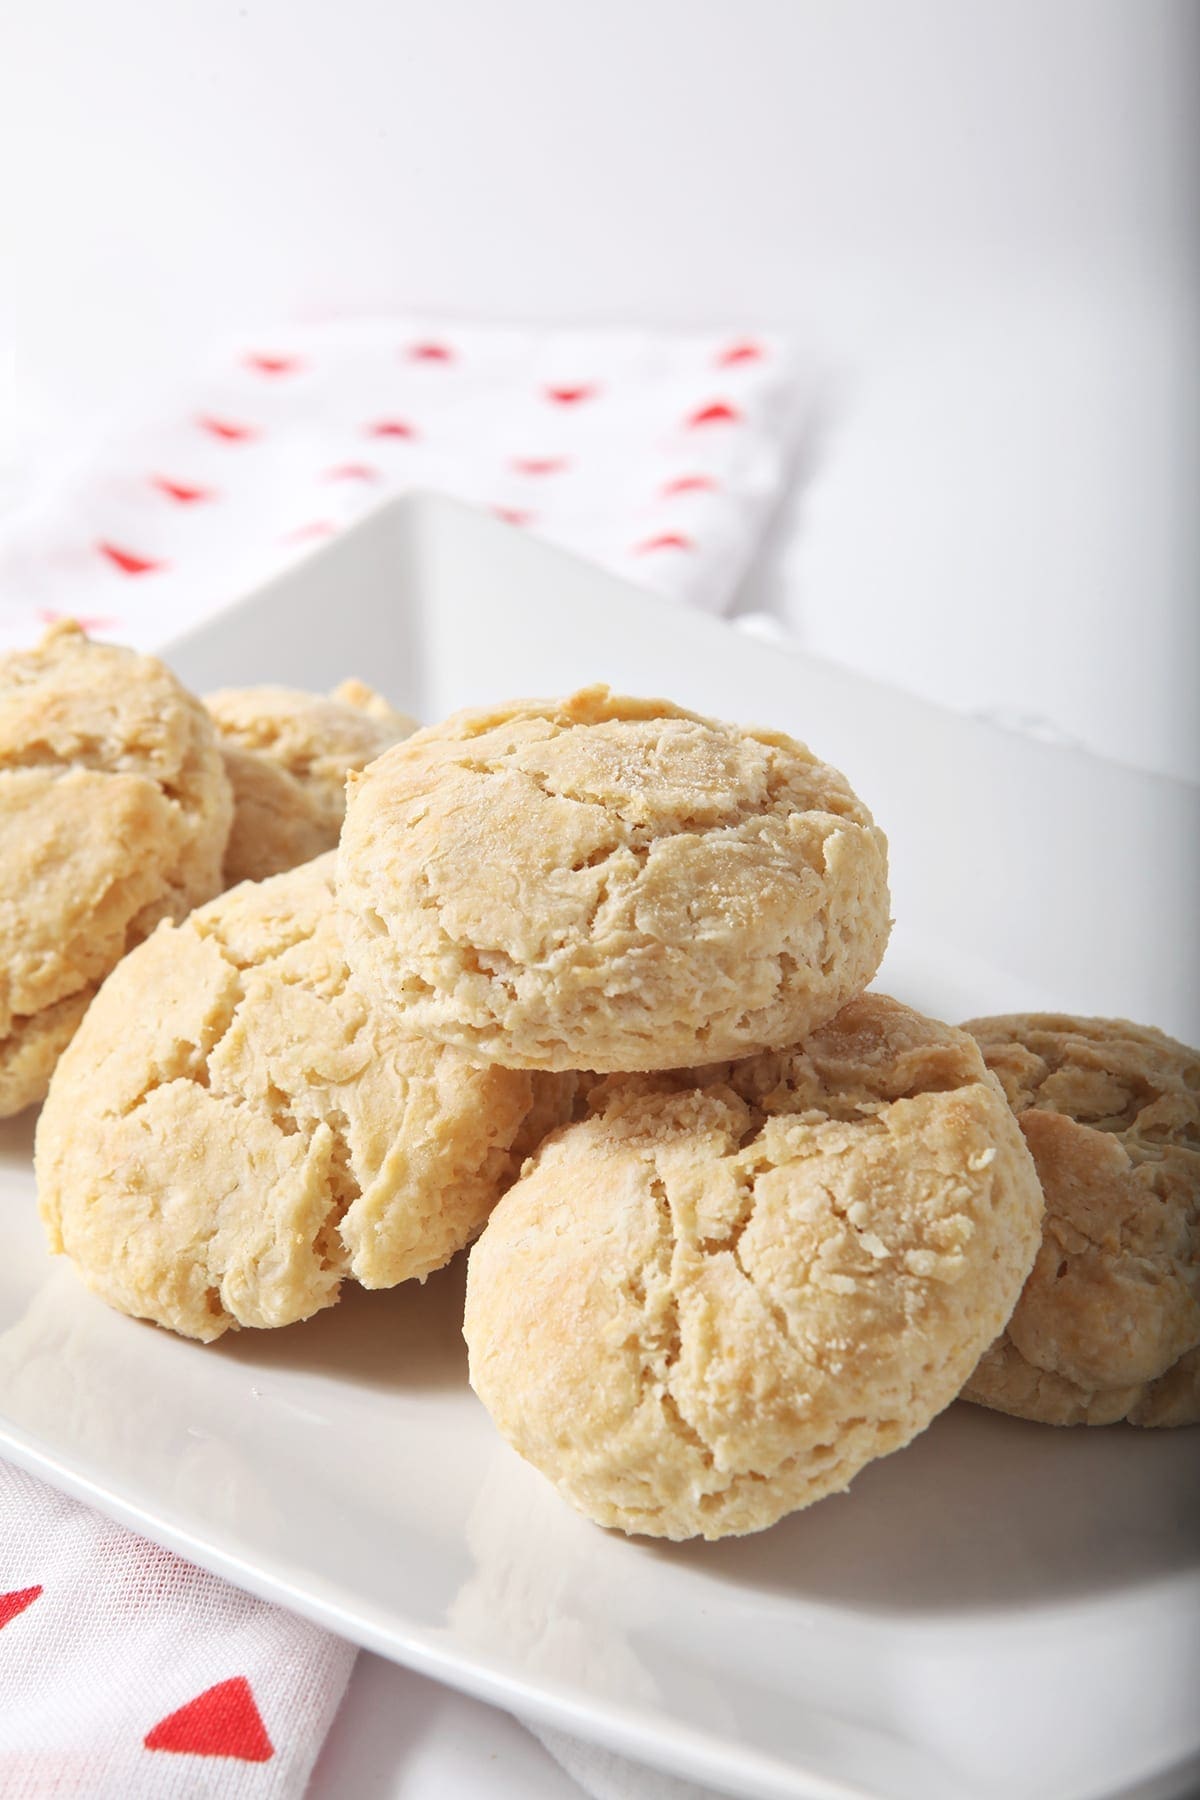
[8,623,1195,1543]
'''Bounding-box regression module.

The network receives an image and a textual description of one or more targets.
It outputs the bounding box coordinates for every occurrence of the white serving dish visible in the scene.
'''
[2,495,1197,1800]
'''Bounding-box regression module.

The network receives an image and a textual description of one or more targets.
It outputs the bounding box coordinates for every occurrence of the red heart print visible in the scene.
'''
[685,401,741,428]
[98,542,165,575]
[151,476,214,503]
[716,341,764,366]
[243,352,304,376]
[511,456,568,476]
[368,420,418,439]
[493,506,534,528]
[544,384,597,405]
[661,474,718,496]
[325,462,381,482]
[38,609,118,634]
[406,342,454,362]
[196,416,258,442]
[282,521,337,543]
[144,1676,273,1763]
[0,1587,42,1630]
[635,532,694,553]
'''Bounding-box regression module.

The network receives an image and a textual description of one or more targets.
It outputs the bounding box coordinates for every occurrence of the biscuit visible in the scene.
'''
[337,686,890,1072]
[36,854,574,1343]
[0,622,232,1116]
[961,1013,1200,1426]
[206,680,416,885]
[464,994,1043,1539]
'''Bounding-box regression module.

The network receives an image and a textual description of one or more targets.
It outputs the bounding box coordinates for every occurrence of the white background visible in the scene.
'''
[2,5,1197,1794]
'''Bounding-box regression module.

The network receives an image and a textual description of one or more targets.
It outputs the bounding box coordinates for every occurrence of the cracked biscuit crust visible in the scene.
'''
[961,1013,1200,1427]
[36,855,572,1343]
[464,994,1043,1539]
[206,680,416,885]
[337,686,891,1072]
[0,622,232,1116]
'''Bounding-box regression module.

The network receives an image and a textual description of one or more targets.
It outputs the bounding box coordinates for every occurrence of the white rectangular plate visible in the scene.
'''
[2,495,1198,1800]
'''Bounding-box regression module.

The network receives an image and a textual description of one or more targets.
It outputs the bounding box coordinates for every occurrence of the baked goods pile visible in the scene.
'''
[9,623,1196,1541]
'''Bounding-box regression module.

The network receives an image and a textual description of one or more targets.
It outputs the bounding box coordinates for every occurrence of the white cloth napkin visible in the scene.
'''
[0,1462,353,1797]
[532,1726,722,1800]
[0,316,809,1799]
[0,317,809,653]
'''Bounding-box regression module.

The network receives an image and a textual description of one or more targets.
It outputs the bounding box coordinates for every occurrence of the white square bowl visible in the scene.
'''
[2,494,1197,1800]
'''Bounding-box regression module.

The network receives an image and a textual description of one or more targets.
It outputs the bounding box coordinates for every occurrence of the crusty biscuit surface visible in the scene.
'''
[36,855,572,1342]
[207,680,416,885]
[961,1013,1200,1427]
[337,686,891,1071]
[0,622,232,1115]
[464,994,1043,1539]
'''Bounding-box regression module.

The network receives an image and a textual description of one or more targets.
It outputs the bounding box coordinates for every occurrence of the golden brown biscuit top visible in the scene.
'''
[0,622,232,1045]
[338,685,889,1070]
[963,1012,1199,1158]
[205,680,415,786]
[0,621,219,797]
[363,685,870,835]
[960,1011,1200,1426]
[205,680,417,887]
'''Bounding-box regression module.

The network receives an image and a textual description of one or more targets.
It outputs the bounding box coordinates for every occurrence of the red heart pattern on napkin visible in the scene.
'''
[0,1588,42,1631]
[0,320,807,657]
[145,1677,274,1763]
